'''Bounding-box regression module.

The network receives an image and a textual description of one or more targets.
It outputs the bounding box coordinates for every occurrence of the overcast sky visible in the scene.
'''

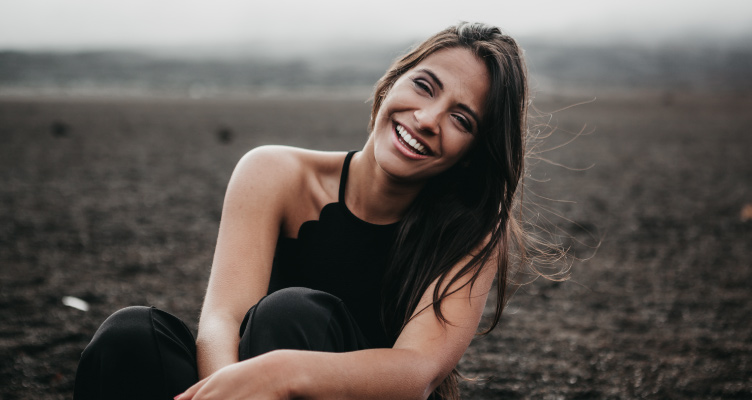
[1,0,751,51]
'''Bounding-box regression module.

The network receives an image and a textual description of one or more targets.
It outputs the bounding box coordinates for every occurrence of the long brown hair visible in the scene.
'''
[372,22,529,399]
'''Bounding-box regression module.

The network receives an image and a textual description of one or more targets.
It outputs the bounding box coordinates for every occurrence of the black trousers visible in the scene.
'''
[73,287,371,400]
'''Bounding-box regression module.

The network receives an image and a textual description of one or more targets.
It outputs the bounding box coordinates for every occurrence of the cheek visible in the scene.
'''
[446,135,475,161]
[374,96,397,124]
[373,96,406,134]
[372,108,391,135]
[377,83,416,116]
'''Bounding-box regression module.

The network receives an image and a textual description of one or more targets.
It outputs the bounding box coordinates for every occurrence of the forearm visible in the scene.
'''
[196,315,241,379]
[273,348,445,400]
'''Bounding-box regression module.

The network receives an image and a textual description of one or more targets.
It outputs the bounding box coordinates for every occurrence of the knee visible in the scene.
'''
[254,287,342,326]
[249,287,344,334]
[238,288,345,357]
[82,306,155,359]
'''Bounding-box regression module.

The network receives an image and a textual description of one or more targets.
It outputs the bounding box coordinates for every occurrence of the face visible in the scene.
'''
[369,47,490,183]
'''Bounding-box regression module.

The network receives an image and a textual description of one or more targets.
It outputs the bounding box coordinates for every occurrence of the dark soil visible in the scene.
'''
[1,92,750,399]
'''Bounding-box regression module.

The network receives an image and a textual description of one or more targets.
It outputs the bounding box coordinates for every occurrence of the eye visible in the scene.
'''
[453,114,472,133]
[412,78,433,96]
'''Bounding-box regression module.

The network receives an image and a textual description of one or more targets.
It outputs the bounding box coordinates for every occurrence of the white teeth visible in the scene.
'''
[395,124,427,155]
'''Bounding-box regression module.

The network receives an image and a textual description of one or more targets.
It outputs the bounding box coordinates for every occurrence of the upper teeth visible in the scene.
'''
[396,125,426,154]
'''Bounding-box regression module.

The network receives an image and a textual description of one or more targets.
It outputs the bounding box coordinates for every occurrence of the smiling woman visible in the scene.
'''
[371,47,488,177]
[73,22,538,400]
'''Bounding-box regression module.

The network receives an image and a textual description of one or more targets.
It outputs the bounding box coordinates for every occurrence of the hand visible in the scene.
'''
[176,351,294,400]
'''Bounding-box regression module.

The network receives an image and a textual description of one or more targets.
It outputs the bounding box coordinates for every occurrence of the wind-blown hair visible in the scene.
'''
[371,22,529,400]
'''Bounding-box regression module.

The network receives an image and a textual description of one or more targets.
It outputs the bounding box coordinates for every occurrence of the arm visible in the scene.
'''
[196,146,296,378]
[183,250,497,400]
[297,260,496,399]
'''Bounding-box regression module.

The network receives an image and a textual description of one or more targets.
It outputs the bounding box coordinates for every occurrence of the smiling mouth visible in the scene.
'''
[395,124,429,155]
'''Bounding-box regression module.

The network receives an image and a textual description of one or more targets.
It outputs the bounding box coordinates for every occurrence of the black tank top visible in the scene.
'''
[267,151,398,348]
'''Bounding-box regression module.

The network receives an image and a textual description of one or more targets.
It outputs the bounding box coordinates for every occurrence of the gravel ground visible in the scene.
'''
[1,91,750,399]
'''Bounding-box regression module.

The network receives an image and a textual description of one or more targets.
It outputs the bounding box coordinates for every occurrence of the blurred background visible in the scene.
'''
[1,0,751,98]
[1,1,751,399]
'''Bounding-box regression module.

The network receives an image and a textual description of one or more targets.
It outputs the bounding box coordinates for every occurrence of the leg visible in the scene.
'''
[238,287,370,360]
[73,306,198,400]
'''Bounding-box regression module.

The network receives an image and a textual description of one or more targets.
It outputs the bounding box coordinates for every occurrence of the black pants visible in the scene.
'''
[73,287,370,400]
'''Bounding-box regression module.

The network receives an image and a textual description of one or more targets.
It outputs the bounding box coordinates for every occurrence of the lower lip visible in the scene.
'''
[391,126,429,160]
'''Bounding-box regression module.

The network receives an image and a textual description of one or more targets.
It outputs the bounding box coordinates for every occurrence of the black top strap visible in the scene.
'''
[339,151,357,203]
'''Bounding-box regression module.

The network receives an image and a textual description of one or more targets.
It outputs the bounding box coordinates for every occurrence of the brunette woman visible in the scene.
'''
[74,21,530,400]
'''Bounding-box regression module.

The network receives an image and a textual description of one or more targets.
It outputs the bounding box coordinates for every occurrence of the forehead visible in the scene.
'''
[410,47,490,115]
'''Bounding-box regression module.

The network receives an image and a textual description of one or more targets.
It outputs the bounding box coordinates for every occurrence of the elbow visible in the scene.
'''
[407,355,456,400]
[423,368,459,400]
[421,375,449,400]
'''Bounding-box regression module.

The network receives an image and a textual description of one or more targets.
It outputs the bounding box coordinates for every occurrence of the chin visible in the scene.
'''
[375,152,413,180]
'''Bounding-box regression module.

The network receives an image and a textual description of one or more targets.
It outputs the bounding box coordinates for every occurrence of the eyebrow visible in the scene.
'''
[417,67,481,129]
[418,68,444,91]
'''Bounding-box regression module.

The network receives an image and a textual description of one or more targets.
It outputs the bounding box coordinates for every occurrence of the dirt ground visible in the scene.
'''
[1,91,750,399]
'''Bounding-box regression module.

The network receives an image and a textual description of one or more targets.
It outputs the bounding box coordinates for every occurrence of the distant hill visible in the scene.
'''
[1,40,750,97]
[523,40,752,94]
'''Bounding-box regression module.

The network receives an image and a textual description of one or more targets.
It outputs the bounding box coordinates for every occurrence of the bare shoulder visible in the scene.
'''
[231,145,346,206]
[235,145,344,183]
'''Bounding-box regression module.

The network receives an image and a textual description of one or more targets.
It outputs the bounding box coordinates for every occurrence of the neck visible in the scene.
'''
[345,148,425,225]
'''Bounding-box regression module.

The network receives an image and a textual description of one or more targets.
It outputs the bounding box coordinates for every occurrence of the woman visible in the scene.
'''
[74,21,529,400]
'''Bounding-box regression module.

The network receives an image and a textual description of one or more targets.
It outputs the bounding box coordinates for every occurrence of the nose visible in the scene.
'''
[414,106,441,135]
